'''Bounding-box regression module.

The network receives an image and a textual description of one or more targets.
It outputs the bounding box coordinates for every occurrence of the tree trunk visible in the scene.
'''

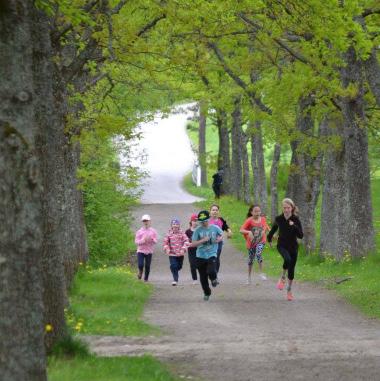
[364,47,380,107]
[216,109,231,194]
[199,102,208,186]
[320,117,350,259]
[0,2,47,379]
[33,13,70,352]
[270,143,281,223]
[230,98,243,200]
[339,46,374,257]
[241,131,251,204]
[251,121,267,213]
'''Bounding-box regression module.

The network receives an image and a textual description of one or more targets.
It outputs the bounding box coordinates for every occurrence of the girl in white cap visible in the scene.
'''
[135,214,158,282]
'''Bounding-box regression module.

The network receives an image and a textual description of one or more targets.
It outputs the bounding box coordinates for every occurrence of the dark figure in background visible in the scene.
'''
[212,168,223,199]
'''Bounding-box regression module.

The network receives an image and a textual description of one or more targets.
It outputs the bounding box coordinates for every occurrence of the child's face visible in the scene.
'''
[282,203,292,215]
[171,223,180,232]
[210,206,219,218]
[190,220,197,228]
[252,207,261,218]
[142,220,150,228]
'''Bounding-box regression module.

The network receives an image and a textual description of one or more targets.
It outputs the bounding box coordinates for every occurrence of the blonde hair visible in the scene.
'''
[282,198,298,215]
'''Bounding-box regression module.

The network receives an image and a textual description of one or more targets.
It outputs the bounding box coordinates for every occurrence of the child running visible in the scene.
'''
[135,214,158,282]
[240,205,270,284]
[209,204,232,277]
[267,198,303,301]
[190,210,223,301]
[163,218,189,286]
[185,213,199,285]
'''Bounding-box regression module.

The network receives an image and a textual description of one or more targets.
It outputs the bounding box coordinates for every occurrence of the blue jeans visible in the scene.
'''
[169,256,184,282]
[137,252,152,281]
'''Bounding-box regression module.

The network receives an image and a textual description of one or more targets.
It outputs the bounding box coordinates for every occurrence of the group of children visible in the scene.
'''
[135,198,303,301]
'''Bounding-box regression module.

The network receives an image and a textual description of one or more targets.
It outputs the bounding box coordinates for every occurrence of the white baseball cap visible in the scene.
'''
[141,214,151,221]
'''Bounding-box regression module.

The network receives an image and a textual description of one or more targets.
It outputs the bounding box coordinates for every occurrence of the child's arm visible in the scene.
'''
[135,230,146,245]
[163,234,171,254]
[150,229,158,244]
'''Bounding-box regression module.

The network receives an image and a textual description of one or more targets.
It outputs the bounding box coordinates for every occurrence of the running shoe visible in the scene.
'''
[259,273,267,281]
[211,279,219,287]
[276,278,285,290]
[287,291,294,301]
[203,295,210,301]
[246,277,252,285]
[137,272,142,280]
[192,280,198,285]
[171,281,177,286]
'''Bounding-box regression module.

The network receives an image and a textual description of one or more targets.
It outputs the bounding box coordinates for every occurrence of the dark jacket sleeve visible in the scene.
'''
[220,217,229,231]
[292,216,303,239]
[267,218,279,242]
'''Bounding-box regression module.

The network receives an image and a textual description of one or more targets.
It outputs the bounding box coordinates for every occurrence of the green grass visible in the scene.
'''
[67,266,159,336]
[48,355,179,381]
[184,174,380,319]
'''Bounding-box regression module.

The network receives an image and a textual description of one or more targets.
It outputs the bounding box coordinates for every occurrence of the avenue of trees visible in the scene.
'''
[0,0,379,379]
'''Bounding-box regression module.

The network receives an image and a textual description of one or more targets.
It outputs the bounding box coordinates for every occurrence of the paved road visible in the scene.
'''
[86,204,380,381]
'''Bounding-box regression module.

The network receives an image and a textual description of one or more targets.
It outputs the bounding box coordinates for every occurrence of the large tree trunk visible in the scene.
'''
[270,143,281,223]
[339,47,374,257]
[364,47,380,107]
[251,121,267,213]
[287,97,322,253]
[0,2,47,379]
[33,14,70,352]
[241,131,251,204]
[320,118,350,259]
[199,102,208,186]
[216,109,231,194]
[230,98,243,200]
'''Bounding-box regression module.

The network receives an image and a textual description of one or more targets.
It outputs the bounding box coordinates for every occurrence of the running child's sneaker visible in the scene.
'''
[259,273,267,281]
[171,281,177,286]
[287,291,294,301]
[276,278,285,290]
[203,294,210,301]
[246,277,252,285]
[192,280,198,285]
[211,279,219,288]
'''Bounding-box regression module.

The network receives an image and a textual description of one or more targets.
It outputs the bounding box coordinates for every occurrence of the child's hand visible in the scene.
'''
[165,248,170,255]
[201,236,210,243]
[226,231,232,239]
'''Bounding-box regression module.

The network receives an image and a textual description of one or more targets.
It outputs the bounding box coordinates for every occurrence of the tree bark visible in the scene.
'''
[216,109,231,194]
[230,98,243,200]
[241,131,251,204]
[339,46,374,257]
[270,143,281,223]
[364,47,380,107]
[251,121,268,213]
[0,1,47,379]
[198,102,208,186]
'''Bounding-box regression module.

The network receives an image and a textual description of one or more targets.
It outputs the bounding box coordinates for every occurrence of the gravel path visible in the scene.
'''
[85,203,380,381]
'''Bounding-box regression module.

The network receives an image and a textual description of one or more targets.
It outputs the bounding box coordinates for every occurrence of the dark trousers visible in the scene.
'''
[188,250,197,280]
[169,256,184,282]
[196,256,217,296]
[278,246,298,280]
[137,252,152,281]
[216,241,223,274]
[212,184,221,199]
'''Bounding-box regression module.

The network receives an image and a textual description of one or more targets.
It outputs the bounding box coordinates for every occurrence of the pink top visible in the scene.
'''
[209,217,223,229]
[163,229,189,256]
[135,227,158,254]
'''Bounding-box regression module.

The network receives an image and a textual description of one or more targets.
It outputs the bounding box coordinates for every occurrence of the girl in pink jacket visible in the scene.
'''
[135,214,158,282]
[163,218,189,286]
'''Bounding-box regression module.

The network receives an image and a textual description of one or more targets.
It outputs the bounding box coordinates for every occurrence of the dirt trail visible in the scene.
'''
[85,204,380,381]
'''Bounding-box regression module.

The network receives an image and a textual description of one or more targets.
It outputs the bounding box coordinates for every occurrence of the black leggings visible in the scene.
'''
[196,257,217,296]
[277,246,298,281]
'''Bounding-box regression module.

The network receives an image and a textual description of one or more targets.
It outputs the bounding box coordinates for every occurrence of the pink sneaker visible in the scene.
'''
[287,291,294,301]
[276,278,285,290]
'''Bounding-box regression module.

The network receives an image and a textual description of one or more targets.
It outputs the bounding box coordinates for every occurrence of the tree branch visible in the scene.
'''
[137,14,166,37]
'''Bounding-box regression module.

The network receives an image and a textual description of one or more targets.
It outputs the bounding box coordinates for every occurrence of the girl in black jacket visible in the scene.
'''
[267,198,303,301]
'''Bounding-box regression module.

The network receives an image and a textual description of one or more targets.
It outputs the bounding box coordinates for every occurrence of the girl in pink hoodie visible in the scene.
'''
[135,214,158,282]
[163,218,189,286]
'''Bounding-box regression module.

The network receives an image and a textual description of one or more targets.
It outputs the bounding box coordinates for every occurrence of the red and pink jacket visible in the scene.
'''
[163,229,189,257]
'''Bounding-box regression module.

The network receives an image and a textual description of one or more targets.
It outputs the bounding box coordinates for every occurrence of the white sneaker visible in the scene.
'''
[192,280,198,285]
[246,277,252,285]
[259,273,267,281]
[172,281,177,286]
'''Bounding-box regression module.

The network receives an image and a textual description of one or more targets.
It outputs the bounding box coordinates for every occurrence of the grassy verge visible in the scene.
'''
[48,355,178,381]
[66,265,159,336]
[48,266,180,380]
[184,174,380,319]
